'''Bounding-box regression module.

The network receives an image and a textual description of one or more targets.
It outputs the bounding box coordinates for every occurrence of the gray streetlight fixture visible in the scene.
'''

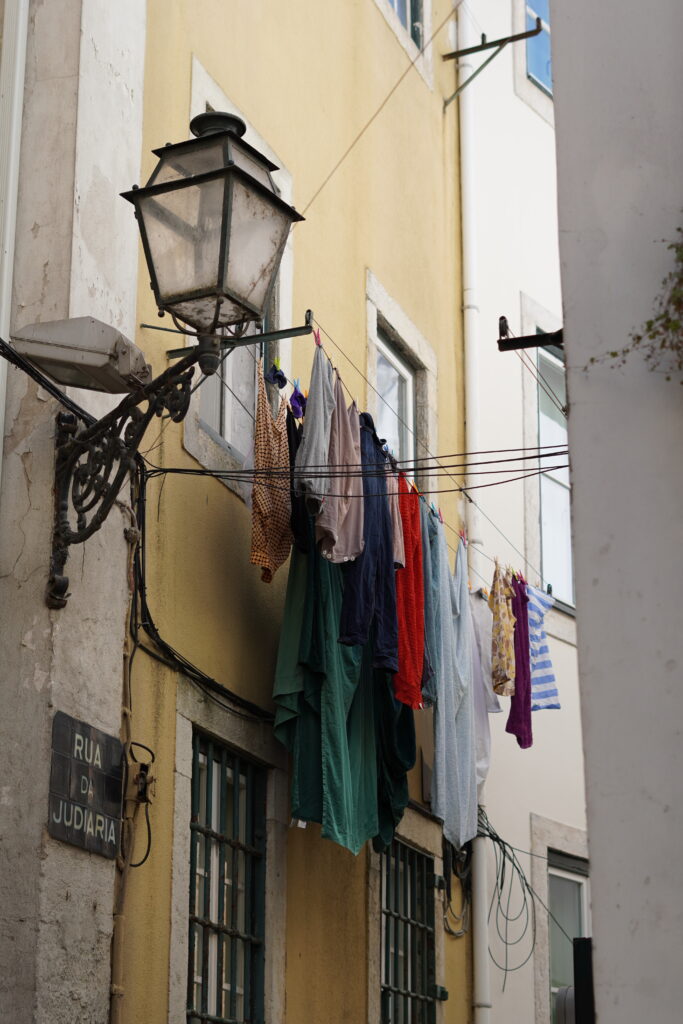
[121,111,304,374]
[11,112,309,608]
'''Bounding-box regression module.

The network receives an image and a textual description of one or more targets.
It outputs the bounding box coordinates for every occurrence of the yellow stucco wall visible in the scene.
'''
[121,1,469,1022]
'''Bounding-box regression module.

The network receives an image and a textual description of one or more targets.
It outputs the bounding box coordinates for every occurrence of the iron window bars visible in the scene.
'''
[381,839,437,1024]
[188,732,267,1024]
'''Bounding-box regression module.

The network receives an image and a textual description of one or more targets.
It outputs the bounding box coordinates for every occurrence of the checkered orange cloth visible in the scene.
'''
[250,360,292,582]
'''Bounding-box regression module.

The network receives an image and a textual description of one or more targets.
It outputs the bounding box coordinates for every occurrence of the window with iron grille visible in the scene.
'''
[381,839,436,1024]
[188,731,267,1024]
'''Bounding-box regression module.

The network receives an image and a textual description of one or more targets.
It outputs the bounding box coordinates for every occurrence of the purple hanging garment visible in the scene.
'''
[505,576,532,748]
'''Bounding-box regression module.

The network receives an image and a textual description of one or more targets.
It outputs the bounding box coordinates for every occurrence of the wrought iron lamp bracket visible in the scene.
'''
[45,310,315,609]
[47,350,197,609]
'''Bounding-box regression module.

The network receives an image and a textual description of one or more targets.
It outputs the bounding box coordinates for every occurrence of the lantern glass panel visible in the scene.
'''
[224,178,291,316]
[139,177,224,303]
[229,141,276,191]
[149,140,227,186]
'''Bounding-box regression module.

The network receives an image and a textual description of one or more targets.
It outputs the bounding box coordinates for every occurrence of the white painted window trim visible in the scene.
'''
[530,813,589,1024]
[511,0,554,127]
[373,0,434,88]
[367,807,446,1024]
[519,292,575,641]
[547,865,591,1004]
[168,677,289,1024]
[537,343,573,608]
[375,329,416,461]
[366,269,438,466]
[182,57,295,502]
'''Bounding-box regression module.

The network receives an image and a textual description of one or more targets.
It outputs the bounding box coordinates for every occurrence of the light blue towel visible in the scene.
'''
[526,584,560,710]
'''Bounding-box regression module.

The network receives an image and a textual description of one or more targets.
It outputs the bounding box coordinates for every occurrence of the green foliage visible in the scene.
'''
[588,227,683,383]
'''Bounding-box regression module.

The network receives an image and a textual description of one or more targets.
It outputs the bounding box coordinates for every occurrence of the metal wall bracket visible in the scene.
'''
[161,309,315,361]
[497,314,563,352]
[443,17,542,109]
[46,347,199,608]
[45,313,315,608]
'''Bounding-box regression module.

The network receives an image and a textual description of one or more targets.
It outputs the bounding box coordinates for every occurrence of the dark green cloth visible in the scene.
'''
[274,519,415,855]
[274,539,378,855]
[273,546,323,821]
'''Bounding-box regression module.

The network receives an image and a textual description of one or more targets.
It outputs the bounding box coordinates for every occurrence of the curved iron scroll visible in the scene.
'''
[47,354,196,609]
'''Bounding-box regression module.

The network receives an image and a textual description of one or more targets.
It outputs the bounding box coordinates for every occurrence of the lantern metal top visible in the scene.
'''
[189,111,246,139]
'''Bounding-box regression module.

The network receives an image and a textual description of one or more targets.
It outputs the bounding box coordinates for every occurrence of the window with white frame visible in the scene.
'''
[366,271,437,484]
[538,342,573,606]
[372,0,433,84]
[526,0,552,95]
[375,329,416,464]
[198,287,279,466]
[199,344,257,464]
[548,851,590,1023]
[386,0,424,48]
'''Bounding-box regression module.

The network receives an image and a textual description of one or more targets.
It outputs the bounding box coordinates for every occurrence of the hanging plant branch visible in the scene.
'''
[587,226,683,383]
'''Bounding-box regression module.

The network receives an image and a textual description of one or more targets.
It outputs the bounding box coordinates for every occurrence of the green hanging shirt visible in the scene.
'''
[274,542,379,855]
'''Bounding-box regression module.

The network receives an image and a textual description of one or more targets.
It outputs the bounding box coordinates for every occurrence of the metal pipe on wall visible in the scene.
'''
[457,7,492,1023]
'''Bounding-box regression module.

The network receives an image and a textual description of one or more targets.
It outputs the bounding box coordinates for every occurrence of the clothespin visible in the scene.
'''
[438,507,443,523]
[459,526,468,547]
[410,479,420,496]
[313,328,322,347]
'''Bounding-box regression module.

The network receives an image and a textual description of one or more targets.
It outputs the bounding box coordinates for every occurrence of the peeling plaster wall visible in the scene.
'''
[455,4,585,1021]
[0,1,146,1020]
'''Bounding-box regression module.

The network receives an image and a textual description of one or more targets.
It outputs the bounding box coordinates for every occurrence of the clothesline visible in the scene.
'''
[143,461,567,498]
[141,451,569,481]
[267,429,561,861]
[188,313,556,589]
[309,318,550,584]
[144,314,557,587]
[245,321,554,585]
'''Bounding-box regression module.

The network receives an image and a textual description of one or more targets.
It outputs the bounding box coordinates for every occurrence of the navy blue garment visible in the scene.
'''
[338,413,399,672]
[372,665,416,852]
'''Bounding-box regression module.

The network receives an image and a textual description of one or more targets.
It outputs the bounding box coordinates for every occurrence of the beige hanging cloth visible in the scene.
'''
[250,360,292,582]
[488,561,516,696]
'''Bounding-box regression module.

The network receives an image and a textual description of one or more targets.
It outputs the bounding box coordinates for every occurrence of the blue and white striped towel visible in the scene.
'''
[526,584,560,710]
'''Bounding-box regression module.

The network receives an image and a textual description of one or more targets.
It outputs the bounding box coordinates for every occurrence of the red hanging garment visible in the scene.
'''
[393,473,425,709]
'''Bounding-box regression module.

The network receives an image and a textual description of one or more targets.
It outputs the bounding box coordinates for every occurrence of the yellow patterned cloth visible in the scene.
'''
[488,564,516,696]
[250,361,292,583]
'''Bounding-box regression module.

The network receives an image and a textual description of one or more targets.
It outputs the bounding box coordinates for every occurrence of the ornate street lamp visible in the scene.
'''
[24,113,309,608]
[121,111,304,373]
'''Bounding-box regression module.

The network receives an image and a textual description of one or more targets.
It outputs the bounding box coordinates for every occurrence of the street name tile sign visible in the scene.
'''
[48,711,124,858]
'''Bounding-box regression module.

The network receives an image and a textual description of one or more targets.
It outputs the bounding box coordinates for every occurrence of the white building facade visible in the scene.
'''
[456,2,588,1021]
